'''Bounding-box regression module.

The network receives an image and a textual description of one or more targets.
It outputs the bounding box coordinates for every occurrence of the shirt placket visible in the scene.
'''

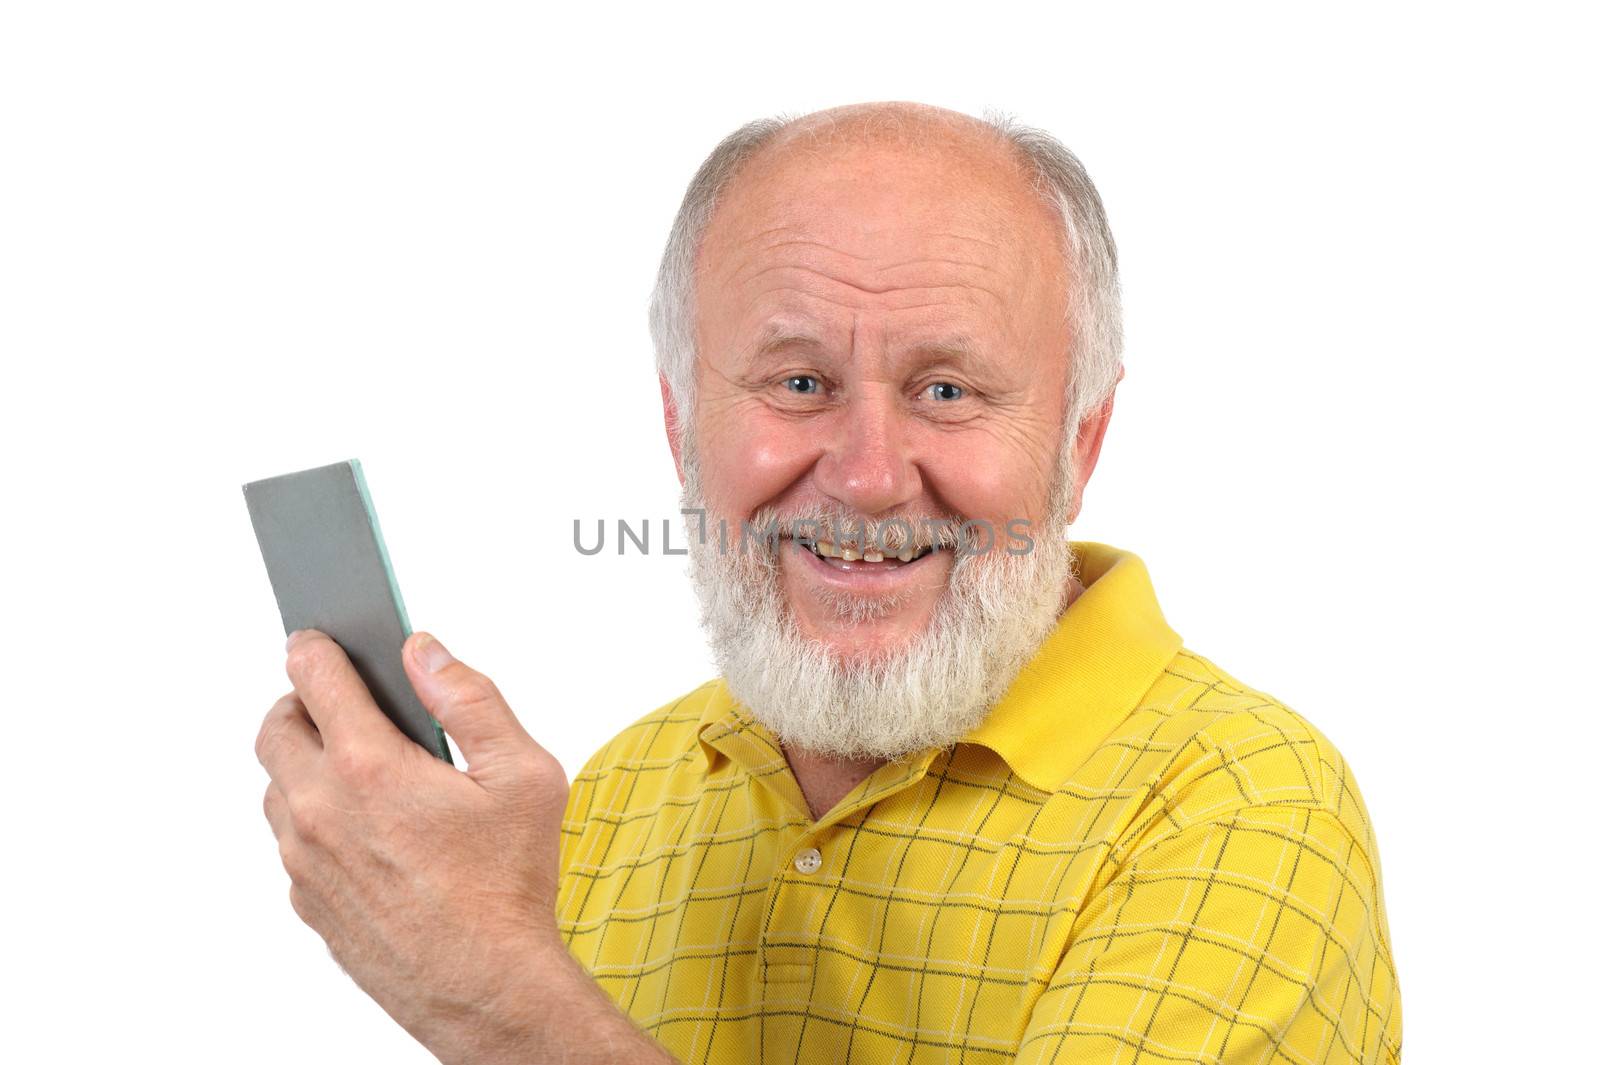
[757,750,941,986]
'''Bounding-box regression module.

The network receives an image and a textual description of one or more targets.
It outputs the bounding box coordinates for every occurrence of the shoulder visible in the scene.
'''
[565,678,722,793]
[1060,649,1404,1062]
[557,679,722,875]
[1110,647,1385,877]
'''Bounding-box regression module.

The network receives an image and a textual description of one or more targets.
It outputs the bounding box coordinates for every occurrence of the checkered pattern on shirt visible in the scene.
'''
[556,649,1401,1064]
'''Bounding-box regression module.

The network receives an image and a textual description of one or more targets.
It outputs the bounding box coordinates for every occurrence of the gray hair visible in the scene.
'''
[647,106,1123,443]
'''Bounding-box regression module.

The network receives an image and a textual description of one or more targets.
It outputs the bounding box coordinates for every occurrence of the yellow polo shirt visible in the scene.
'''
[556,542,1402,1063]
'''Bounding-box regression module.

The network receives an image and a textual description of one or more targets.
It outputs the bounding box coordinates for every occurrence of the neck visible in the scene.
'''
[782,744,885,821]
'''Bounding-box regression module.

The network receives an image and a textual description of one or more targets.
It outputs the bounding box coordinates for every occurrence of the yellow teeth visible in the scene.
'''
[803,538,932,563]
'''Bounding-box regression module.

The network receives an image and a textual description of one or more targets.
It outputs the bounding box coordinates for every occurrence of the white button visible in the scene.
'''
[793,847,822,874]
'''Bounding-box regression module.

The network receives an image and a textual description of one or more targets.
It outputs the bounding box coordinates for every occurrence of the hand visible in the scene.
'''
[256,628,570,1059]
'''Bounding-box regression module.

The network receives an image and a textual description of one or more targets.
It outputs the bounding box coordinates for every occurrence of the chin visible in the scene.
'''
[793,601,940,664]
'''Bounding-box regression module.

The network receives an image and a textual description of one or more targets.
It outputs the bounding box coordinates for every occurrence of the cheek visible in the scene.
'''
[697,410,821,517]
[923,431,1056,525]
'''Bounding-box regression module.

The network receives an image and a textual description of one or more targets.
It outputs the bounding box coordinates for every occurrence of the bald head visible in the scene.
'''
[756,100,1021,156]
[649,102,1122,438]
[706,103,1066,278]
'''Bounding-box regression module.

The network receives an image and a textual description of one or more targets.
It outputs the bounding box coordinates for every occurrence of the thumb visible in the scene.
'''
[403,632,534,771]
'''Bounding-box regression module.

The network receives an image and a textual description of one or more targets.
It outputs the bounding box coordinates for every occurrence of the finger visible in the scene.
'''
[289,883,332,941]
[284,629,407,754]
[255,690,322,787]
[402,632,539,772]
[263,781,290,839]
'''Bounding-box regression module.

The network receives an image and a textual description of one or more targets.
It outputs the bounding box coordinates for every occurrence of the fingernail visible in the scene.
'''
[415,633,455,674]
[286,629,304,652]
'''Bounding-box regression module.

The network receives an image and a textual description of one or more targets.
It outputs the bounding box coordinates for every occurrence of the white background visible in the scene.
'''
[2,2,1593,1061]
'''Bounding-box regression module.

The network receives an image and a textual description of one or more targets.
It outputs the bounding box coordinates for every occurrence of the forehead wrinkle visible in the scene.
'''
[725,235,1019,299]
[738,229,1020,279]
[734,261,1010,300]
[756,236,876,263]
[743,240,1029,303]
[732,281,1025,345]
[714,205,1024,265]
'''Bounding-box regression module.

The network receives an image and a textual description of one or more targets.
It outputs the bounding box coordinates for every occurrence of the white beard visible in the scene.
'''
[680,434,1080,763]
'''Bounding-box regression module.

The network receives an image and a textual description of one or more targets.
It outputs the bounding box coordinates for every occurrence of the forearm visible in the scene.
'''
[429,932,678,1065]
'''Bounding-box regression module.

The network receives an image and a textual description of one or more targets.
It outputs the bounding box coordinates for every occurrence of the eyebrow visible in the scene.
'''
[909,335,985,364]
[744,325,825,364]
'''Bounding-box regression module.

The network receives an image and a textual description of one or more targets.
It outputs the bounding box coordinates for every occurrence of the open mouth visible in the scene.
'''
[796,538,937,566]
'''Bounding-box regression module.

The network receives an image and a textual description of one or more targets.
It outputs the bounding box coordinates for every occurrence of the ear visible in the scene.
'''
[1065,364,1124,523]
[659,373,686,486]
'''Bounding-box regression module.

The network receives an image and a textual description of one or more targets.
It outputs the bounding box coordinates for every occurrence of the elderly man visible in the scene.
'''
[257,102,1402,1064]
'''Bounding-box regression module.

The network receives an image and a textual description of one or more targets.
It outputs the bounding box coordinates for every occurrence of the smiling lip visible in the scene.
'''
[783,537,947,592]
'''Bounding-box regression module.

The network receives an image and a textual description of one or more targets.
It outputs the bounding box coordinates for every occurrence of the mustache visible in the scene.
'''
[748,504,970,553]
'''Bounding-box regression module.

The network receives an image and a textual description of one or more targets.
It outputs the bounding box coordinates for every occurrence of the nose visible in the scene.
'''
[812,384,923,516]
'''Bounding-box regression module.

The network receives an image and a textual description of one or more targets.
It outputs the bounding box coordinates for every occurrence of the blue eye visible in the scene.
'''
[785,376,821,395]
[926,382,964,401]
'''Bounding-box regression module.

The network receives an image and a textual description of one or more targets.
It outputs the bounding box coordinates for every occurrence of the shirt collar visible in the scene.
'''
[959,541,1183,792]
[696,541,1182,795]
